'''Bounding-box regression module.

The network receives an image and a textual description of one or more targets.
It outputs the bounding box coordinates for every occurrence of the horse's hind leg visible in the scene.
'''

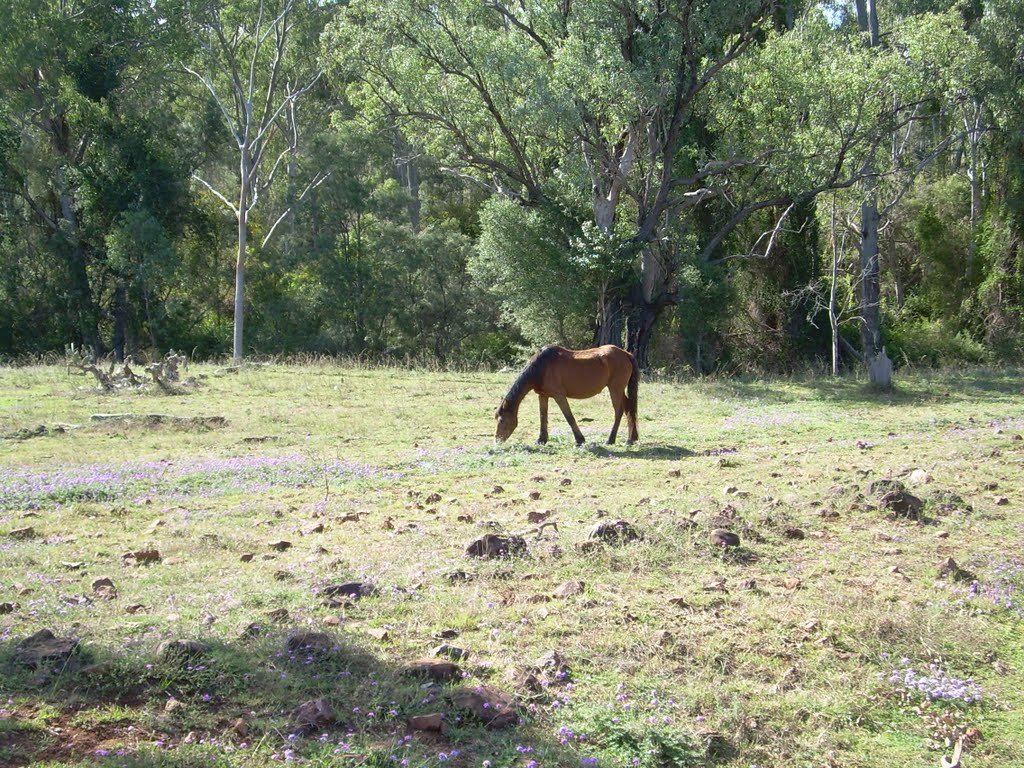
[554,395,586,445]
[607,387,625,445]
[537,395,549,444]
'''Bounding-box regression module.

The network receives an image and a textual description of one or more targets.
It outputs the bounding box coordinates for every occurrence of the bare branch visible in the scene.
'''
[260,171,332,248]
[192,174,239,217]
[182,65,243,147]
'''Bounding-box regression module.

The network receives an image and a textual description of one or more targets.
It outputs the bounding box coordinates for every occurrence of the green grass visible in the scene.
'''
[1,362,1022,767]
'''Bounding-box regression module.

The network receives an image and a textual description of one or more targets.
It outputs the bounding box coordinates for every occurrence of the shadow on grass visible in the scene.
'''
[0,616,740,768]
[0,623,559,768]
[695,368,1024,408]
[586,443,696,460]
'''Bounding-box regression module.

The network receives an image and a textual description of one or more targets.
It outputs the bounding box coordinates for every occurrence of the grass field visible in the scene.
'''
[1,362,1022,768]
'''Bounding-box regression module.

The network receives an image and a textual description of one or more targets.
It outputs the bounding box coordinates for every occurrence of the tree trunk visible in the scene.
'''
[56,168,102,357]
[594,289,624,348]
[393,121,422,232]
[857,0,889,390]
[866,0,880,47]
[626,297,659,368]
[234,148,251,363]
[112,284,127,362]
[859,194,890,388]
[965,101,983,275]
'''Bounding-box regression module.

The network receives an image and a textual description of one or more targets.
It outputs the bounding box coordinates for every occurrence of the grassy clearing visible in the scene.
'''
[1,362,1022,768]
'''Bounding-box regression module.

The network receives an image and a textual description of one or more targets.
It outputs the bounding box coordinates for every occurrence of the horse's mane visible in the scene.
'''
[502,345,559,410]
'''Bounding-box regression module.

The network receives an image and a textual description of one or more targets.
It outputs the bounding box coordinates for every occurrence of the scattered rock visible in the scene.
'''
[232,718,249,738]
[559,478,572,487]
[782,528,805,540]
[8,527,37,539]
[14,629,79,669]
[782,577,802,590]
[574,540,602,554]
[157,639,211,662]
[265,608,290,623]
[305,523,325,535]
[995,496,1010,506]
[553,580,585,599]
[269,540,292,552]
[292,699,335,731]
[935,530,950,539]
[527,594,551,604]
[908,469,932,486]
[125,604,148,614]
[61,561,85,570]
[588,519,641,545]
[651,629,674,647]
[0,602,19,614]
[164,697,184,713]
[937,557,975,582]
[738,578,758,590]
[405,658,461,682]
[408,713,444,731]
[879,490,924,518]
[91,577,117,599]
[121,549,161,566]
[434,629,460,640]
[466,533,527,559]
[240,553,255,562]
[449,685,518,729]
[867,479,905,496]
[365,627,390,642]
[535,650,571,677]
[703,576,728,592]
[322,582,378,600]
[445,570,475,582]
[286,631,336,656]
[527,510,552,523]
[433,644,470,661]
[710,529,740,547]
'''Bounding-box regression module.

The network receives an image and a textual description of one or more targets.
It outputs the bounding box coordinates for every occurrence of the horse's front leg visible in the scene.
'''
[537,395,549,444]
[554,395,586,446]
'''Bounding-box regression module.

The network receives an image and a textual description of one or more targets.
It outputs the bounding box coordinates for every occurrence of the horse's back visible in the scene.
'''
[539,344,634,398]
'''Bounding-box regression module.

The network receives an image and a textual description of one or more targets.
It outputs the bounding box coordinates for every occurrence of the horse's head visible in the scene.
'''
[494,400,518,443]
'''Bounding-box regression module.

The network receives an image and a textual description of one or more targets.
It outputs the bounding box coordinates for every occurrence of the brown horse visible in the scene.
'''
[494,345,639,446]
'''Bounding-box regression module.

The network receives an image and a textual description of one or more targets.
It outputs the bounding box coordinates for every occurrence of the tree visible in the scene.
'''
[182,0,331,362]
[0,0,194,358]
[327,0,793,366]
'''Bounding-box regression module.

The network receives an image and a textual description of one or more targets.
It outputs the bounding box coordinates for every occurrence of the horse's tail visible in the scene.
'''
[626,352,639,440]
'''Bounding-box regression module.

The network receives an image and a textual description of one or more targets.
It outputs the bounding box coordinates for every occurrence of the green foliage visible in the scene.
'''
[885,317,989,367]
[472,197,594,347]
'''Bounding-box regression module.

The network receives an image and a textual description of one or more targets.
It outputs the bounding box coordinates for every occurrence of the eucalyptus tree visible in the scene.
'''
[0,0,193,358]
[716,5,982,379]
[327,0,798,365]
[181,0,334,362]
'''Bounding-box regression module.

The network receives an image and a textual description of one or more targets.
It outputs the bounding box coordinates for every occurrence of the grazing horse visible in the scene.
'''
[494,345,639,446]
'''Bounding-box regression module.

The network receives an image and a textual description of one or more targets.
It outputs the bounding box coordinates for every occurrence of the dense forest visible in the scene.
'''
[1,0,1022,378]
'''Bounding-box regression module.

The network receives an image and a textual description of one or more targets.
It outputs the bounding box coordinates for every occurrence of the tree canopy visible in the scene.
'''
[1,0,1022,373]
